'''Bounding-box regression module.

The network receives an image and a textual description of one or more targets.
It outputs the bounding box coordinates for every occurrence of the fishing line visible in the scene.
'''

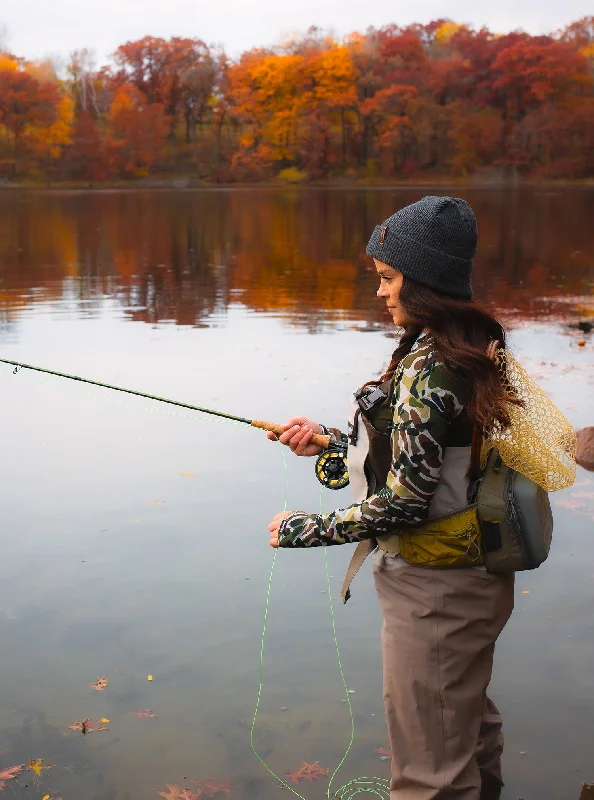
[0,356,331,449]
[1,356,348,490]
[1,360,245,429]
[250,471,390,798]
[1,358,388,796]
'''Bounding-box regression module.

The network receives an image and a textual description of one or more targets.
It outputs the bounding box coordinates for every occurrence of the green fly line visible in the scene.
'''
[249,476,390,799]
[1,357,390,798]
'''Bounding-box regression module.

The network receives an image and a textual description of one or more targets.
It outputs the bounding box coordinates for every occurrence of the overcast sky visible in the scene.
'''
[2,0,591,66]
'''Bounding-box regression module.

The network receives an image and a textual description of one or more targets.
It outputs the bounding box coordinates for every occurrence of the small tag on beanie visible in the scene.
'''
[379,225,387,244]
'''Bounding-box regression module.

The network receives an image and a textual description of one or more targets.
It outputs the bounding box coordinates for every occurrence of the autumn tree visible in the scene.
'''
[492,38,590,122]
[106,83,167,177]
[169,38,218,145]
[68,49,100,114]
[113,36,171,104]
[62,109,107,181]
[2,18,594,182]
[0,63,60,173]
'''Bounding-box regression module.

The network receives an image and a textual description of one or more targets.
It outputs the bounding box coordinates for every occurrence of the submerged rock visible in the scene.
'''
[579,784,594,800]
[576,427,594,472]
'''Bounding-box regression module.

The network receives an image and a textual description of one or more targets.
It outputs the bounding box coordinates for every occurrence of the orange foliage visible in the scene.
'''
[1,18,594,182]
[106,83,168,177]
[0,65,60,174]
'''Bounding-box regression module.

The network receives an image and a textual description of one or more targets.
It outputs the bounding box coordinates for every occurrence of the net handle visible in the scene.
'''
[469,340,500,480]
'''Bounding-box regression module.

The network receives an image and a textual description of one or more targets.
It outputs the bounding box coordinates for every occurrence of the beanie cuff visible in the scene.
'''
[366,226,473,300]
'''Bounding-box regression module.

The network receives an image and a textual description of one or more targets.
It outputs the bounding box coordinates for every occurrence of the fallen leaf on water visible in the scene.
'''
[150,500,166,505]
[132,709,156,718]
[189,778,232,797]
[376,746,392,760]
[100,718,110,723]
[0,764,24,789]
[521,590,530,594]
[42,795,50,800]
[89,676,108,692]
[181,473,195,478]
[158,785,188,800]
[285,761,329,784]
[147,674,153,681]
[29,758,51,776]
[68,719,109,734]
[578,340,586,347]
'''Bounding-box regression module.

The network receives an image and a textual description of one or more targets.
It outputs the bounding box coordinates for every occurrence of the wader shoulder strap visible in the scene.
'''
[341,539,376,604]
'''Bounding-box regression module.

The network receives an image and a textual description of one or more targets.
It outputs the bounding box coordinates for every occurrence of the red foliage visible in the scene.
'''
[106,83,168,177]
[0,68,59,173]
[62,110,108,181]
[492,39,590,120]
[2,21,594,181]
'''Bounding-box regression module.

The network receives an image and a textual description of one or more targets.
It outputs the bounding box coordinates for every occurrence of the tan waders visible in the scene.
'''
[373,551,514,799]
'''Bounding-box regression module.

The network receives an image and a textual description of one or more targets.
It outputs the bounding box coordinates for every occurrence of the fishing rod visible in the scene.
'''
[0,357,349,489]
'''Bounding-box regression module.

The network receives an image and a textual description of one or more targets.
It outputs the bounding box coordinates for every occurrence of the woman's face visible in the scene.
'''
[374,260,407,326]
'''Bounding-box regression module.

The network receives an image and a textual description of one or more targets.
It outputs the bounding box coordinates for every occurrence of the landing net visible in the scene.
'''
[481,348,576,491]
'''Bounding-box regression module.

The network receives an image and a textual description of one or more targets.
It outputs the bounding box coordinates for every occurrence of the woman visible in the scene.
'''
[267,196,515,800]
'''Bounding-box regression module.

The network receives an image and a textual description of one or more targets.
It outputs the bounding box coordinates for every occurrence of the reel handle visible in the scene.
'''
[251,419,331,449]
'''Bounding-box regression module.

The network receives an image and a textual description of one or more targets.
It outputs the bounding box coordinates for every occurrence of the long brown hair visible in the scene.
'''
[374,276,517,430]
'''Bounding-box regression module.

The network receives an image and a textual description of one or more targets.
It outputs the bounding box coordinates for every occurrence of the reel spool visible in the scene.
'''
[315,444,349,490]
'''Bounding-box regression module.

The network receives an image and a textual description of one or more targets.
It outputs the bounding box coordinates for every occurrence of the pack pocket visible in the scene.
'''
[378,506,484,568]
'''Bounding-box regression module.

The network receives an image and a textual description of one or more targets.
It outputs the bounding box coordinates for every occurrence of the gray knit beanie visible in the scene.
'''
[366,195,477,299]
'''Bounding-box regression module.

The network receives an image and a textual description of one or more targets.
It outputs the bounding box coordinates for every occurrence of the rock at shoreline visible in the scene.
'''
[576,427,594,472]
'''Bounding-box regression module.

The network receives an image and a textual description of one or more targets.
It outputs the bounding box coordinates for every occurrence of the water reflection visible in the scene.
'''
[0,188,592,335]
[0,188,593,800]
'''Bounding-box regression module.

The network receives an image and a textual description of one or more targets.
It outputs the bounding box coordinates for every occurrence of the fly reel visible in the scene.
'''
[315,443,349,490]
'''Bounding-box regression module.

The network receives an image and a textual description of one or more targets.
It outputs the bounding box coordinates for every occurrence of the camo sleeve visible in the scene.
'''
[277,346,465,547]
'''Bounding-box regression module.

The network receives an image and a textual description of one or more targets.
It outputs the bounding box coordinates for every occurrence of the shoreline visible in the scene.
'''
[2,176,594,192]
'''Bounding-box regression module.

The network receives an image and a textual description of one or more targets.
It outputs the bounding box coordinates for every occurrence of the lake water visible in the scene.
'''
[0,187,593,800]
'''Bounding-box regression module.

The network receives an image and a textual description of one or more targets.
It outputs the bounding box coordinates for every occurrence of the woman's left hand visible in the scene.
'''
[268,511,293,547]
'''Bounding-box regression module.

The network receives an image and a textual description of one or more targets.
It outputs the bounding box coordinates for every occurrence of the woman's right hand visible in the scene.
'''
[267,417,324,457]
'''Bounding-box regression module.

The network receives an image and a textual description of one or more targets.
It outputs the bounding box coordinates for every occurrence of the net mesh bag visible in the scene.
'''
[480,348,576,492]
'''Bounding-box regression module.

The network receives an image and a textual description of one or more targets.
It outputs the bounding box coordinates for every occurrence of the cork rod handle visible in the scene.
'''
[251,419,331,449]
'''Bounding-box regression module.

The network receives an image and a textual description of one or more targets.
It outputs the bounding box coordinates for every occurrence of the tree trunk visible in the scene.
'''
[12,129,19,176]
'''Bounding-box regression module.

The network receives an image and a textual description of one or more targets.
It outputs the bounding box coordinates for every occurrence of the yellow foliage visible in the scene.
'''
[435,22,464,44]
[46,94,74,158]
[0,53,19,72]
[277,167,308,183]
[311,47,357,105]
[579,42,594,60]
[26,93,74,160]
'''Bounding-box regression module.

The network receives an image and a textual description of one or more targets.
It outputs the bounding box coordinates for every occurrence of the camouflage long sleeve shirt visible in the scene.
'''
[278,333,466,548]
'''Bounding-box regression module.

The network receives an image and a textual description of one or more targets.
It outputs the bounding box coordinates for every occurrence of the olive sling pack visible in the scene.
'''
[340,341,565,602]
[471,339,555,573]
